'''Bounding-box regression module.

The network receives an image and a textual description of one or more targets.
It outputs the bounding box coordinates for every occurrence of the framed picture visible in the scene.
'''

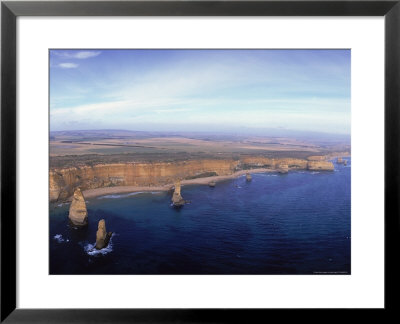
[1,0,399,322]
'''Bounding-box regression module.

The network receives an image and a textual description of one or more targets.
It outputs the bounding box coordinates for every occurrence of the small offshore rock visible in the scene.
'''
[208,181,216,187]
[246,173,252,181]
[68,187,88,226]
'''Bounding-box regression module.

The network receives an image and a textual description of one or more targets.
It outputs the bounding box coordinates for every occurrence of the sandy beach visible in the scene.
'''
[82,168,275,199]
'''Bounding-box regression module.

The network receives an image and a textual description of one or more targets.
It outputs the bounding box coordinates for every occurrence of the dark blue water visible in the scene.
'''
[49,159,350,275]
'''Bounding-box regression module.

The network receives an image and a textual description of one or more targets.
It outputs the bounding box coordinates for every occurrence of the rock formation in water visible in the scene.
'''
[208,181,216,187]
[68,187,88,226]
[278,164,289,174]
[95,219,112,250]
[344,160,347,166]
[246,173,252,181]
[307,161,334,171]
[171,180,185,206]
[337,157,344,164]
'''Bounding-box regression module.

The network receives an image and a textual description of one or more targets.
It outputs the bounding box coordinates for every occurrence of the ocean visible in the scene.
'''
[49,158,351,275]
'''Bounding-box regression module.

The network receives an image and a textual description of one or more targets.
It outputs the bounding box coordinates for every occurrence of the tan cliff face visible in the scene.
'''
[307,155,326,161]
[307,161,335,171]
[49,157,336,202]
[50,159,238,202]
[241,157,309,169]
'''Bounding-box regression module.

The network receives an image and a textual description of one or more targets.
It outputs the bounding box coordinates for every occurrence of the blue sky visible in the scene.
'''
[50,49,350,135]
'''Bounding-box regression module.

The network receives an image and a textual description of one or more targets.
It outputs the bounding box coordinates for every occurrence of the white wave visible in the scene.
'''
[53,234,69,243]
[97,191,161,200]
[257,173,278,177]
[311,172,320,174]
[84,234,114,256]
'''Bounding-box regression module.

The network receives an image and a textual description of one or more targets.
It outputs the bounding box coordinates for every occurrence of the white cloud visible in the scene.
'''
[50,51,350,134]
[73,51,101,59]
[154,108,194,114]
[54,51,101,59]
[58,63,79,69]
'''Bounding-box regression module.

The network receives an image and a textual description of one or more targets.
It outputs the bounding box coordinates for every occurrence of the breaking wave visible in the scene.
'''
[97,192,161,200]
[84,233,114,256]
[56,202,68,207]
[53,234,69,243]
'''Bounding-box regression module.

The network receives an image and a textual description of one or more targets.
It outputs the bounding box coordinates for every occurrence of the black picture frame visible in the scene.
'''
[1,0,399,322]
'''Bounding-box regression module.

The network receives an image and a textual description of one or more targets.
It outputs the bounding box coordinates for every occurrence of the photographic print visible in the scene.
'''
[49,49,351,274]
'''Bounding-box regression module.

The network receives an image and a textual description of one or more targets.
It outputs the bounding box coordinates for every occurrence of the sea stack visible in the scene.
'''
[278,164,289,174]
[95,219,112,250]
[344,160,348,166]
[68,187,88,226]
[246,173,252,181]
[171,180,185,206]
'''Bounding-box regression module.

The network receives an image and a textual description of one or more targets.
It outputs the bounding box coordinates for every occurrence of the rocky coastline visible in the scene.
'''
[50,155,348,202]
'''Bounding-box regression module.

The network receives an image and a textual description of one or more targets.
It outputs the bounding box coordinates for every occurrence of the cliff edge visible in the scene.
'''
[307,161,334,171]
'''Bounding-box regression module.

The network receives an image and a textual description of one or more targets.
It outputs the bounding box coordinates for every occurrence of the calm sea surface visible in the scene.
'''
[49,159,350,274]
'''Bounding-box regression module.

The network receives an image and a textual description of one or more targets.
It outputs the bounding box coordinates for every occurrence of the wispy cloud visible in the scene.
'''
[54,50,101,59]
[58,63,79,69]
[50,49,350,134]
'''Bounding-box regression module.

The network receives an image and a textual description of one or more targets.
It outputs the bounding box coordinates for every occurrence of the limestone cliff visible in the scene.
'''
[50,156,339,202]
[95,219,112,250]
[50,159,238,202]
[68,188,88,226]
[171,180,185,206]
[307,161,334,171]
[240,157,308,170]
[307,156,326,161]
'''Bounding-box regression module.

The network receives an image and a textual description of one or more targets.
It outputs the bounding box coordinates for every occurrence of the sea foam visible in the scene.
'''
[53,234,69,243]
[84,234,114,256]
[97,191,161,200]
